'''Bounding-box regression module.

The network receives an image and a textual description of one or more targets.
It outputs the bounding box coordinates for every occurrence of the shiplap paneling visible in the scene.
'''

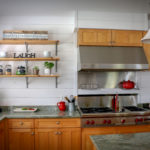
[0,15,76,106]
[78,11,148,30]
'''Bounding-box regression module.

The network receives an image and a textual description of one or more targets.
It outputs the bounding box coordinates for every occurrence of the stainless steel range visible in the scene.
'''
[77,95,150,128]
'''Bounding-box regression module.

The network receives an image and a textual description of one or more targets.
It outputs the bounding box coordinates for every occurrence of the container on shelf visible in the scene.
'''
[0,51,7,58]
[0,65,3,75]
[5,65,12,75]
[33,66,39,75]
[16,66,26,75]
[43,51,51,58]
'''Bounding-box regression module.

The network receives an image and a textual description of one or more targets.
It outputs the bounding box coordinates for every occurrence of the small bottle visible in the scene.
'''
[5,65,12,75]
[0,65,3,75]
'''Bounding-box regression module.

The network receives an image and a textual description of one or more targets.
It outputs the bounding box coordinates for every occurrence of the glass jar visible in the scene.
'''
[5,65,12,75]
[16,66,26,75]
[0,65,3,75]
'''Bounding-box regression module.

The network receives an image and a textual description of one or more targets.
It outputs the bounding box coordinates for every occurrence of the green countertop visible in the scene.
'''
[0,106,81,121]
[91,132,150,150]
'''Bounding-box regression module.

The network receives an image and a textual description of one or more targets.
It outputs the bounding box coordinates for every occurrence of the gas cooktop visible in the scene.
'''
[80,107,114,114]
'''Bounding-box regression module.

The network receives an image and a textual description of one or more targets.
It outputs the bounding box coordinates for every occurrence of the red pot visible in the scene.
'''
[121,80,135,89]
[57,101,66,111]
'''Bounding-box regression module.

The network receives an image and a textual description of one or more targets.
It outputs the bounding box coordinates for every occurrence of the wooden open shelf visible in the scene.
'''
[0,75,60,77]
[0,57,60,61]
[0,40,59,45]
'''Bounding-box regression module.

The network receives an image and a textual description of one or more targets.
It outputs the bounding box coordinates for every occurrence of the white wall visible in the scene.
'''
[0,0,150,105]
[77,11,148,30]
[0,15,77,106]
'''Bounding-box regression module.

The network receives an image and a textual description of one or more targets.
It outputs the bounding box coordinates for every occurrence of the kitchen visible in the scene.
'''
[1,0,150,150]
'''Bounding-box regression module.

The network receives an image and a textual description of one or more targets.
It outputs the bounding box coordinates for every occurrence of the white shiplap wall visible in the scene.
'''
[78,11,148,30]
[0,16,77,106]
[0,11,149,106]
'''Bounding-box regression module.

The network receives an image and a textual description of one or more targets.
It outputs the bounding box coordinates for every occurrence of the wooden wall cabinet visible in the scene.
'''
[82,125,150,150]
[78,29,112,46]
[111,30,143,47]
[35,118,81,150]
[78,28,143,47]
[0,120,5,150]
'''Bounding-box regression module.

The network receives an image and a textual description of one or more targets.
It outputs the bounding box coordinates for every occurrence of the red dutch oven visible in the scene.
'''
[121,80,135,89]
[57,101,66,111]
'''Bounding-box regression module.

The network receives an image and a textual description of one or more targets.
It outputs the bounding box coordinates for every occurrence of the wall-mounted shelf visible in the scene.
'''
[0,75,60,77]
[0,57,60,61]
[78,88,140,95]
[0,39,60,88]
[0,40,59,45]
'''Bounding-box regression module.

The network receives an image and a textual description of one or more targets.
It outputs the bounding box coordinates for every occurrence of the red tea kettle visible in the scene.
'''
[121,80,135,89]
[57,101,66,111]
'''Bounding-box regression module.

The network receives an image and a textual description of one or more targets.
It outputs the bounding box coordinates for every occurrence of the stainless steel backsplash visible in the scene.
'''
[78,71,137,89]
[78,95,138,108]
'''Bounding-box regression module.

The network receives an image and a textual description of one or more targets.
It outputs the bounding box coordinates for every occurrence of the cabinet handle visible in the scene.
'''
[31,132,34,135]
[111,41,115,44]
[20,122,24,125]
[56,121,60,125]
[55,132,58,135]
[58,132,62,135]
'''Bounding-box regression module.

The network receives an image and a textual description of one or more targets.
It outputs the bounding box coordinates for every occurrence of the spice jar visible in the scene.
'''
[16,66,26,75]
[5,65,12,75]
[0,65,3,75]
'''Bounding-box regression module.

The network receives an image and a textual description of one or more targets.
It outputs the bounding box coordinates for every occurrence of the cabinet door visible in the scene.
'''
[143,31,150,69]
[78,29,111,46]
[112,30,143,47]
[35,128,59,150]
[82,127,116,150]
[8,129,34,150]
[59,128,81,150]
[0,121,5,150]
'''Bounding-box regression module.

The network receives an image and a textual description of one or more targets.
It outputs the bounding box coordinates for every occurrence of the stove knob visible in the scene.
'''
[103,120,107,124]
[121,119,126,124]
[91,120,95,125]
[107,120,111,124]
[86,120,90,125]
[139,118,143,122]
[135,118,139,123]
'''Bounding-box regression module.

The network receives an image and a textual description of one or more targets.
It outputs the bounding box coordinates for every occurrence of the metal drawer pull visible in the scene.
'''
[55,132,58,135]
[58,132,62,135]
[20,122,24,125]
[56,121,60,125]
[31,132,34,135]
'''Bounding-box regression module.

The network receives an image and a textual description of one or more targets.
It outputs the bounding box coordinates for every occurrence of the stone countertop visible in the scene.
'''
[0,106,81,121]
[90,132,150,150]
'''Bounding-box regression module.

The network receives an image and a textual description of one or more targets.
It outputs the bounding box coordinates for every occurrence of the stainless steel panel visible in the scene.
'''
[79,46,149,70]
[81,64,148,70]
[78,95,138,108]
[78,71,137,89]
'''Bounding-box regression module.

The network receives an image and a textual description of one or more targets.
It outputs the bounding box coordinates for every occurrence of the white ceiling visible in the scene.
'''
[0,0,150,16]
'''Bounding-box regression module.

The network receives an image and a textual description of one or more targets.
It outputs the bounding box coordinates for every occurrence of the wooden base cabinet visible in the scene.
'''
[8,119,35,150]
[8,129,35,150]
[35,128,81,150]
[0,121,5,150]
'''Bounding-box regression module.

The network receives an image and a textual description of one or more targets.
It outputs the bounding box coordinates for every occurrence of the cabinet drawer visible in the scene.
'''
[35,118,81,128]
[8,119,34,129]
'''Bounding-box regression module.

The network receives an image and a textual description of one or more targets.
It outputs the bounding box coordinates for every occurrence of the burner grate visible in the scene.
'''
[124,106,146,112]
[80,107,113,114]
